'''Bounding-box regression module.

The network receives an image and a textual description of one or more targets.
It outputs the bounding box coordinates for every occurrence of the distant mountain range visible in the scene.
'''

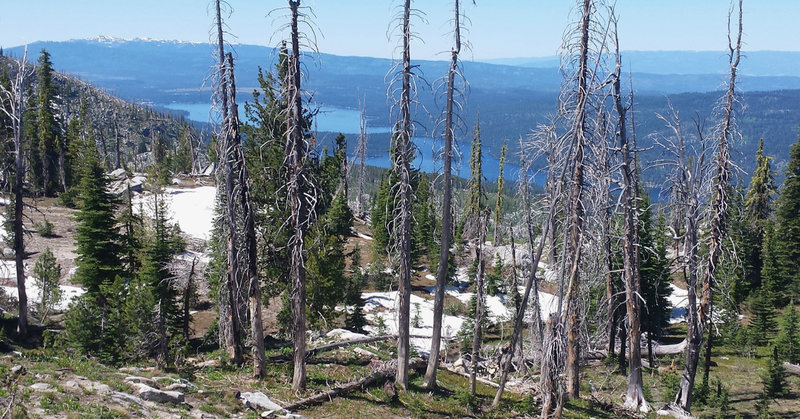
[6,38,800,183]
[483,50,800,77]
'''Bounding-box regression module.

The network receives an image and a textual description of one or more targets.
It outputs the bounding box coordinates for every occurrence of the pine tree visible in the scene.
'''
[136,191,186,366]
[774,131,800,300]
[734,139,777,302]
[776,305,800,364]
[750,289,777,346]
[32,247,62,325]
[639,206,672,355]
[485,255,504,296]
[344,246,367,333]
[72,147,121,294]
[35,49,61,196]
[492,142,507,245]
[761,346,789,398]
[65,146,124,364]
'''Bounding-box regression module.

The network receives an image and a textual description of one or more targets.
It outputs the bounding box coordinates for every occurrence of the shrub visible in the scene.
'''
[35,219,55,237]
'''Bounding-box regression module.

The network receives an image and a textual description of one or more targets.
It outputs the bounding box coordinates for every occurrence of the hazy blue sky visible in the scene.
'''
[3,1,798,60]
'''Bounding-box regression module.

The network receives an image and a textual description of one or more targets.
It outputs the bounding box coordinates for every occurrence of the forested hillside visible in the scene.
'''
[2,0,800,418]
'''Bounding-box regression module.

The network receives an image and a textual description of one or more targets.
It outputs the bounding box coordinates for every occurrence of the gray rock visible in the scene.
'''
[29,382,53,391]
[164,383,189,392]
[135,383,184,404]
[10,365,25,376]
[240,391,284,412]
[125,376,159,388]
[111,391,146,408]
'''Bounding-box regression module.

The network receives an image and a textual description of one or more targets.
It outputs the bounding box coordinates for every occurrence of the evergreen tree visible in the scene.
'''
[32,247,62,325]
[35,49,61,196]
[65,146,124,364]
[485,255,504,296]
[774,131,800,300]
[776,305,800,364]
[344,246,367,333]
[492,142,507,244]
[734,139,777,302]
[639,206,672,348]
[750,289,778,346]
[172,126,194,174]
[761,224,785,305]
[761,346,789,398]
[412,173,438,266]
[72,147,121,294]
[135,191,186,365]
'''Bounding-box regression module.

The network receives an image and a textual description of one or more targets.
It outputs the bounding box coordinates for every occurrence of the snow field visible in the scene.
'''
[133,186,217,240]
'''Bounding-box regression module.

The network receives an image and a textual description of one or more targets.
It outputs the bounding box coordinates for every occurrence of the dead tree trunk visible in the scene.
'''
[183,257,197,341]
[423,0,461,390]
[492,144,558,407]
[701,0,742,388]
[286,0,310,391]
[469,214,487,396]
[563,0,593,399]
[2,50,30,336]
[214,0,244,366]
[356,100,368,215]
[613,22,649,411]
[225,53,267,378]
[391,0,415,391]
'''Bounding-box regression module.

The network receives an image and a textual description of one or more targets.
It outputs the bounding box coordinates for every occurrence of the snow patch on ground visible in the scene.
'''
[0,211,6,243]
[667,283,689,324]
[133,186,217,240]
[1,281,85,311]
[362,291,465,356]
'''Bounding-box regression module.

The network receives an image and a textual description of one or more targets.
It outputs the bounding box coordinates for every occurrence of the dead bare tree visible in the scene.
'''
[701,0,743,389]
[0,48,32,336]
[654,106,712,415]
[424,0,468,389]
[355,97,368,216]
[212,0,244,366]
[224,52,267,378]
[387,0,418,391]
[562,0,593,399]
[492,133,561,407]
[284,0,312,391]
[610,11,649,412]
[469,212,488,395]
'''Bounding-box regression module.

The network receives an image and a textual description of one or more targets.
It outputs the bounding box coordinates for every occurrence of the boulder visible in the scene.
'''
[134,383,184,404]
[30,382,53,391]
[239,391,285,412]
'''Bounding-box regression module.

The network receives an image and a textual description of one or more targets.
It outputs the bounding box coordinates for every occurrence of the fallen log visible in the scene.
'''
[441,365,501,388]
[784,362,800,376]
[268,335,395,362]
[281,357,426,411]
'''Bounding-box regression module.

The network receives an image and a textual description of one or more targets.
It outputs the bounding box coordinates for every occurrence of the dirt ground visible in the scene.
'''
[0,196,79,287]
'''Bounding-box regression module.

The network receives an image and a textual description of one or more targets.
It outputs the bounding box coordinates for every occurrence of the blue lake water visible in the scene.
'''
[162,102,543,183]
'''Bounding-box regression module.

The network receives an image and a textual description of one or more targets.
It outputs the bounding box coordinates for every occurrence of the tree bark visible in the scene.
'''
[469,214,487,396]
[225,53,267,379]
[423,0,460,390]
[287,0,309,391]
[12,54,28,337]
[214,0,243,366]
[393,0,414,391]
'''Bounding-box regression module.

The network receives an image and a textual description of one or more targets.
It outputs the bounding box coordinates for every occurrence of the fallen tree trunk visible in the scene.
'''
[442,365,501,389]
[282,357,425,411]
[784,362,800,376]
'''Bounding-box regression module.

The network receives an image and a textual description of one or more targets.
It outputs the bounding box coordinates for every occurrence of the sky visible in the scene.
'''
[3,0,799,60]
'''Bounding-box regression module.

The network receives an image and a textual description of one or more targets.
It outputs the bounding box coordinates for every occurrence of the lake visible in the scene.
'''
[161,102,542,183]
